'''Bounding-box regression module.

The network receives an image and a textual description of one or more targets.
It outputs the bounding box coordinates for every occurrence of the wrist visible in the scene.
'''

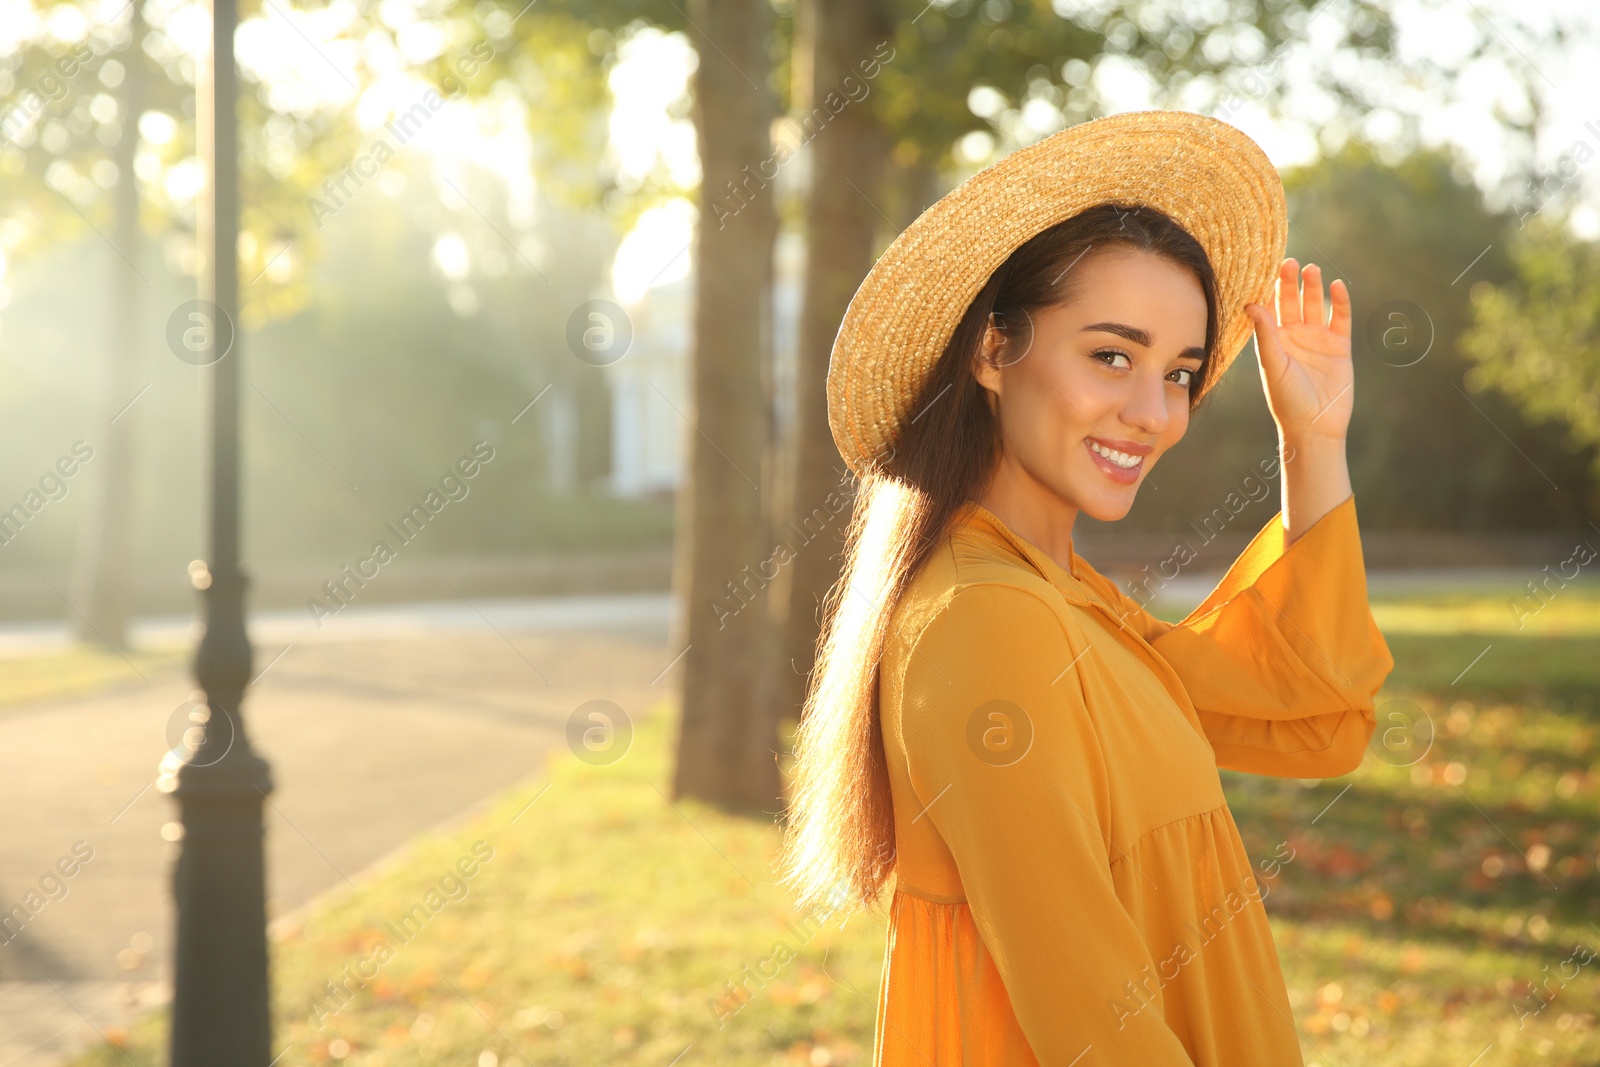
[1278,431,1347,461]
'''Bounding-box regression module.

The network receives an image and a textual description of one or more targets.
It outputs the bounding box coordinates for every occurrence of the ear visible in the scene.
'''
[971,313,1007,396]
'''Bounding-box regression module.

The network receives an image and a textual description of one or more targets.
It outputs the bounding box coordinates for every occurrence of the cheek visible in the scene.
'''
[1038,358,1113,433]
[1174,393,1193,431]
[1158,396,1191,452]
[1004,359,1087,447]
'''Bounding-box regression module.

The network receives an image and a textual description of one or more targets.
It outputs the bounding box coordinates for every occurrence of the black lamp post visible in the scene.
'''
[156,0,275,1058]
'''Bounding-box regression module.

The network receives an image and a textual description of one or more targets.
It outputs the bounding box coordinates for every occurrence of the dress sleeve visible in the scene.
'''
[1075,493,1394,779]
[897,581,1197,1064]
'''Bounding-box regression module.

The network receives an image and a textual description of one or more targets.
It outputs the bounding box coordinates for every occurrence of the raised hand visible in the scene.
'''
[1244,259,1354,444]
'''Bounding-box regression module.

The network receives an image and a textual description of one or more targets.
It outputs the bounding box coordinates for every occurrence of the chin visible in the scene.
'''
[1077,492,1138,523]
[1049,473,1139,522]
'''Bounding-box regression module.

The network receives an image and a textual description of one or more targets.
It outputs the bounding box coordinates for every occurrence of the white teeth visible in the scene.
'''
[1089,440,1141,468]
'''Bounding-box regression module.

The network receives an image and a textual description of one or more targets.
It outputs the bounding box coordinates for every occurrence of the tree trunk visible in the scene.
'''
[69,2,145,649]
[669,0,783,812]
[771,0,892,735]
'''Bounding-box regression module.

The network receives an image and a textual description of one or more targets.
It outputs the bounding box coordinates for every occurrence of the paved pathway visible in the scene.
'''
[0,594,675,1066]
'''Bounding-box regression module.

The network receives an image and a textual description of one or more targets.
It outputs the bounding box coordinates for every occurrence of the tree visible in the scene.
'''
[2,2,188,646]
[1260,143,1597,530]
[4,0,623,641]
[768,0,892,749]
[1462,215,1600,500]
[2,0,367,643]
[667,0,786,812]
[66,0,147,648]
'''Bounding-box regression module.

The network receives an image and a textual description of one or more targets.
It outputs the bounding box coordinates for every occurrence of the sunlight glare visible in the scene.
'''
[610,198,695,306]
[607,26,699,190]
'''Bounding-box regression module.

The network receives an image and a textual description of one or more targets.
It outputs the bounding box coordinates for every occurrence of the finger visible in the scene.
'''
[1328,278,1352,343]
[1247,303,1285,378]
[1276,258,1302,327]
[1302,263,1325,329]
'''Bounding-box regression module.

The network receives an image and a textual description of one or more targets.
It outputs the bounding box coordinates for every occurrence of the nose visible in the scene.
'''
[1119,366,1169,438]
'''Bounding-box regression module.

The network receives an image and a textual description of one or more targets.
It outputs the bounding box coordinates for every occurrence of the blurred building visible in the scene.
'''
[604,271,688,498]
[603,227,803,498]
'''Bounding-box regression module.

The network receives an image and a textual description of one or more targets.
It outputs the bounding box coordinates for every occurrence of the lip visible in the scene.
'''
[1083,436,1147,485]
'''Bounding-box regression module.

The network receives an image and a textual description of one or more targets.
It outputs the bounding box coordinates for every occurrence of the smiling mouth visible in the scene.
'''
[1083,437,1147,484]
[1087,439,1143,469]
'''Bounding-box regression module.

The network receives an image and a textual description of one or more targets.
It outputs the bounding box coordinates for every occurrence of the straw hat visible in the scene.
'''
[825,109,1288,477]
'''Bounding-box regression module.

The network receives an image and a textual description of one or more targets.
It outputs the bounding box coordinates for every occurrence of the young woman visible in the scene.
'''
[779,111,1394,1065]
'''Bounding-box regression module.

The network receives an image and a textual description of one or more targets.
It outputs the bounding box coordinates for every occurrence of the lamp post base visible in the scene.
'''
[163,739,274,1065]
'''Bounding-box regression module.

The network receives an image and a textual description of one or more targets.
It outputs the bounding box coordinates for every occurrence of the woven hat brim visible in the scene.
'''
[826,109,1288,477]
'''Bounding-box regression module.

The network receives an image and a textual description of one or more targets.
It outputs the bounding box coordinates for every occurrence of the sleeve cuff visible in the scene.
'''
[1180,494,1360,626]
[1164,493,1393,714]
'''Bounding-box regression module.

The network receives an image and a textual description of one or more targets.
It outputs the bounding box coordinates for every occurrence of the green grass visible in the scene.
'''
[0,642,188,712]
[66,587,1600,1066]
[1221,586,1600,1065]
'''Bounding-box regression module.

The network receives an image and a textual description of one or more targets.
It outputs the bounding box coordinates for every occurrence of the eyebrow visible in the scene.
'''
[1080,321,1205,362]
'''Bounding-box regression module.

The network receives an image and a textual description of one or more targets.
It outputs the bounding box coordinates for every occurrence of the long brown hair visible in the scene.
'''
[777,202,1221,914]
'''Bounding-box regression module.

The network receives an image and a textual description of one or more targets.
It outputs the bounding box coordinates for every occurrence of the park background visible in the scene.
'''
[2,0,1600,1063]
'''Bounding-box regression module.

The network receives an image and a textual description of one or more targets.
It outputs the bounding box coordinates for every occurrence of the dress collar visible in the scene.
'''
[951,499,1095,608]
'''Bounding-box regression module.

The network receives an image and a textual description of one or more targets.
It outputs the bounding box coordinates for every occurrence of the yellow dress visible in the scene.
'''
[874,493,1394,1065]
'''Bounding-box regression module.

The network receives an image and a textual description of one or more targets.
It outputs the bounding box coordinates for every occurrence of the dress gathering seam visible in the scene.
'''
[1108,800,1232,870]
[891,885,971,906]
[891,802,1235,907]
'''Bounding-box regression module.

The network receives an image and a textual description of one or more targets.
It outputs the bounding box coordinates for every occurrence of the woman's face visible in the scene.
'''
[973,246,1209,523]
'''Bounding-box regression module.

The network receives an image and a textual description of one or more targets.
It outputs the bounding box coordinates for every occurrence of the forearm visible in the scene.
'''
[1278,432,1352,547]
